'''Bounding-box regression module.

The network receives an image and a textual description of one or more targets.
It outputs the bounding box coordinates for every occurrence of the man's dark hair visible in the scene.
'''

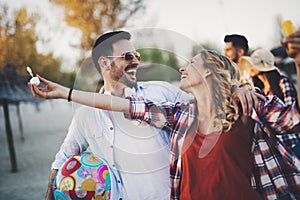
[92,31,131,73]
[224,34,249,55]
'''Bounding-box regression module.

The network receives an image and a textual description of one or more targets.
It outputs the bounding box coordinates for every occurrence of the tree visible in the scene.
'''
[136,48,181,82]
[49,0,145,57]
[0,4,75,87]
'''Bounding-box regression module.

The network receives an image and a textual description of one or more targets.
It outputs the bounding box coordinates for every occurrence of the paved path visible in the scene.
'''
[0,100,73,200]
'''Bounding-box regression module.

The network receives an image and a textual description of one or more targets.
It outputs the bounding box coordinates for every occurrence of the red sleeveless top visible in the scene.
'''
[180,120,261,200]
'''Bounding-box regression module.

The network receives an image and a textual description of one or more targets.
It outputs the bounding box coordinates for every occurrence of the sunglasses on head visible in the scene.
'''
[106,51,141,61]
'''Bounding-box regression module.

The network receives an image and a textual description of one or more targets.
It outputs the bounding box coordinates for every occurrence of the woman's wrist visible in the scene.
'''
[239,81,254,91]
[59,86,71,100]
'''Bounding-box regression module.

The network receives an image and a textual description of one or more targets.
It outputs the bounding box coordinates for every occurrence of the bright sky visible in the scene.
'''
[144,0,300,49]
[1,0,300,71]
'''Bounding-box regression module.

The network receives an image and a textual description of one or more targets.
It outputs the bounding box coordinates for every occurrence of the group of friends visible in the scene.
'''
[28,29,300,200]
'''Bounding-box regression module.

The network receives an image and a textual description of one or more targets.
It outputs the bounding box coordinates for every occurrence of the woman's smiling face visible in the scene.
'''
[179,53,210,94]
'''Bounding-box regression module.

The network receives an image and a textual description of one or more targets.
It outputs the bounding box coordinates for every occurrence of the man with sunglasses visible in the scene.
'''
[45,31,193,200]
[45,31,258,199]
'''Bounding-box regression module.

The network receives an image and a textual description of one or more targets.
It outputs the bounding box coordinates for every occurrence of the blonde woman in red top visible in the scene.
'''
[29,41,300,199]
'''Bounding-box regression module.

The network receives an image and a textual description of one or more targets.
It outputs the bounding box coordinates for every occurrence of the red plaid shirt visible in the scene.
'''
[129,96,300,200]
[251,77,300,200]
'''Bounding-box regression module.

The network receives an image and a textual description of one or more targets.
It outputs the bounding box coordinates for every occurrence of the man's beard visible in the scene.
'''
[233,55,239,63]
[118,74,137,88]
[110,63,137,88]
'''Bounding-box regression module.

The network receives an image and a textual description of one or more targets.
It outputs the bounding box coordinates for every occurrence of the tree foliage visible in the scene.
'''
[50,0,145,53]
[136,48,182,82]
[0,4,75,87]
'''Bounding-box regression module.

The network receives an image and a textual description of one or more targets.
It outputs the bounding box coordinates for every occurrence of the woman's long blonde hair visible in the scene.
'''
[200,50,240,133]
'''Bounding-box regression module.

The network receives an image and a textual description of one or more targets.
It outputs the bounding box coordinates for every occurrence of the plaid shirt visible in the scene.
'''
[251,77,300,200]
[129,97,196,199]
[280,77,297,106]
[129,96,300,200]
[277,77,300,149]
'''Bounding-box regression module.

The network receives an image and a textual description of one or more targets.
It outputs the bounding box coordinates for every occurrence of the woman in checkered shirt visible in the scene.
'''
[29,33,300,199]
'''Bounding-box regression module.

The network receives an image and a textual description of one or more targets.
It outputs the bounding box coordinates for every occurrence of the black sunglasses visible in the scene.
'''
[106,51,141,61]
